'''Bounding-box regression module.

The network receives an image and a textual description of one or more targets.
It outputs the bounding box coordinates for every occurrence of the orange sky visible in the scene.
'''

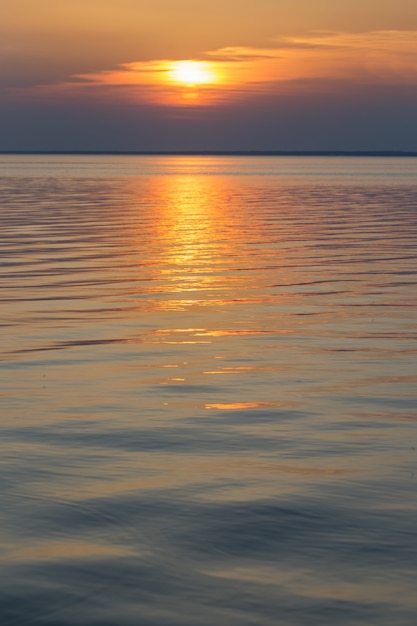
[1,0,417,150]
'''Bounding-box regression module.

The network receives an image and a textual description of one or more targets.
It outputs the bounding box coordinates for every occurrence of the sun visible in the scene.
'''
[169,60,216,86]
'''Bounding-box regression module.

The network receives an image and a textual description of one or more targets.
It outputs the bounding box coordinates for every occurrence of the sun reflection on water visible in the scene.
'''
[139,171,248,311]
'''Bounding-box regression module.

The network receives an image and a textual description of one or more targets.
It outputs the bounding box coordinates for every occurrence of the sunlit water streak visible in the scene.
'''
[0,155,417,626]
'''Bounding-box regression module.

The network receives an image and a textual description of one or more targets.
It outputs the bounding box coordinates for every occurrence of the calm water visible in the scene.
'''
[1,155,417,625]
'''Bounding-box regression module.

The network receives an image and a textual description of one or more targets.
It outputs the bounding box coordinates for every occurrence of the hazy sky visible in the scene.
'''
[2,0,417,151]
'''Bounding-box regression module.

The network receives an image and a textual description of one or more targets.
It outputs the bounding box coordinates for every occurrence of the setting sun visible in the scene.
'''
[169,60,217,86]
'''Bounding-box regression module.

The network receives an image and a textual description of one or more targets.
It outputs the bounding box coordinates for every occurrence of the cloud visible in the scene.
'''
[2,30,417,109]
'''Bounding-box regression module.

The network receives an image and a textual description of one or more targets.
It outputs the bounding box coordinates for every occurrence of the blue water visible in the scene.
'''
[1,155,417,625]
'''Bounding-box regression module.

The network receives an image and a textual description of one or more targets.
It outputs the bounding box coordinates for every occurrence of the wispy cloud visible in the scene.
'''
[3,31,417,107]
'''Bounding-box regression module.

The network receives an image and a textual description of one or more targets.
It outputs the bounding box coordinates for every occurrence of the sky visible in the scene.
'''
[2,0,417,151]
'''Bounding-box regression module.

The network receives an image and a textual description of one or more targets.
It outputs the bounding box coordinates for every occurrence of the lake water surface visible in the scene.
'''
[1,155,417,625]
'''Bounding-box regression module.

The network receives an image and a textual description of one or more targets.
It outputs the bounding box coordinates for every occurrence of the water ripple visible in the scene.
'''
[1,156,417,625]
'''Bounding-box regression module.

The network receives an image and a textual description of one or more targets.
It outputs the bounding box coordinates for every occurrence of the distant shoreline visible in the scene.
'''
[1,150,417,157]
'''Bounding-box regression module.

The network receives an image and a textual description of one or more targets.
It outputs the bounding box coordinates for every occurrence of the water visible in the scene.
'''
[1,155,417,625]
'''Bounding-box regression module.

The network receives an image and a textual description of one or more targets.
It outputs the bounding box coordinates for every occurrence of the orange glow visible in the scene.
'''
[62,32,416,95]
[66,59,226,106]
[5,30,417,108]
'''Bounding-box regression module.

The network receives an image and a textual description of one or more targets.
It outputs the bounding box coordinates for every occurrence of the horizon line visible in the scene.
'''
[1,150,417,157]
